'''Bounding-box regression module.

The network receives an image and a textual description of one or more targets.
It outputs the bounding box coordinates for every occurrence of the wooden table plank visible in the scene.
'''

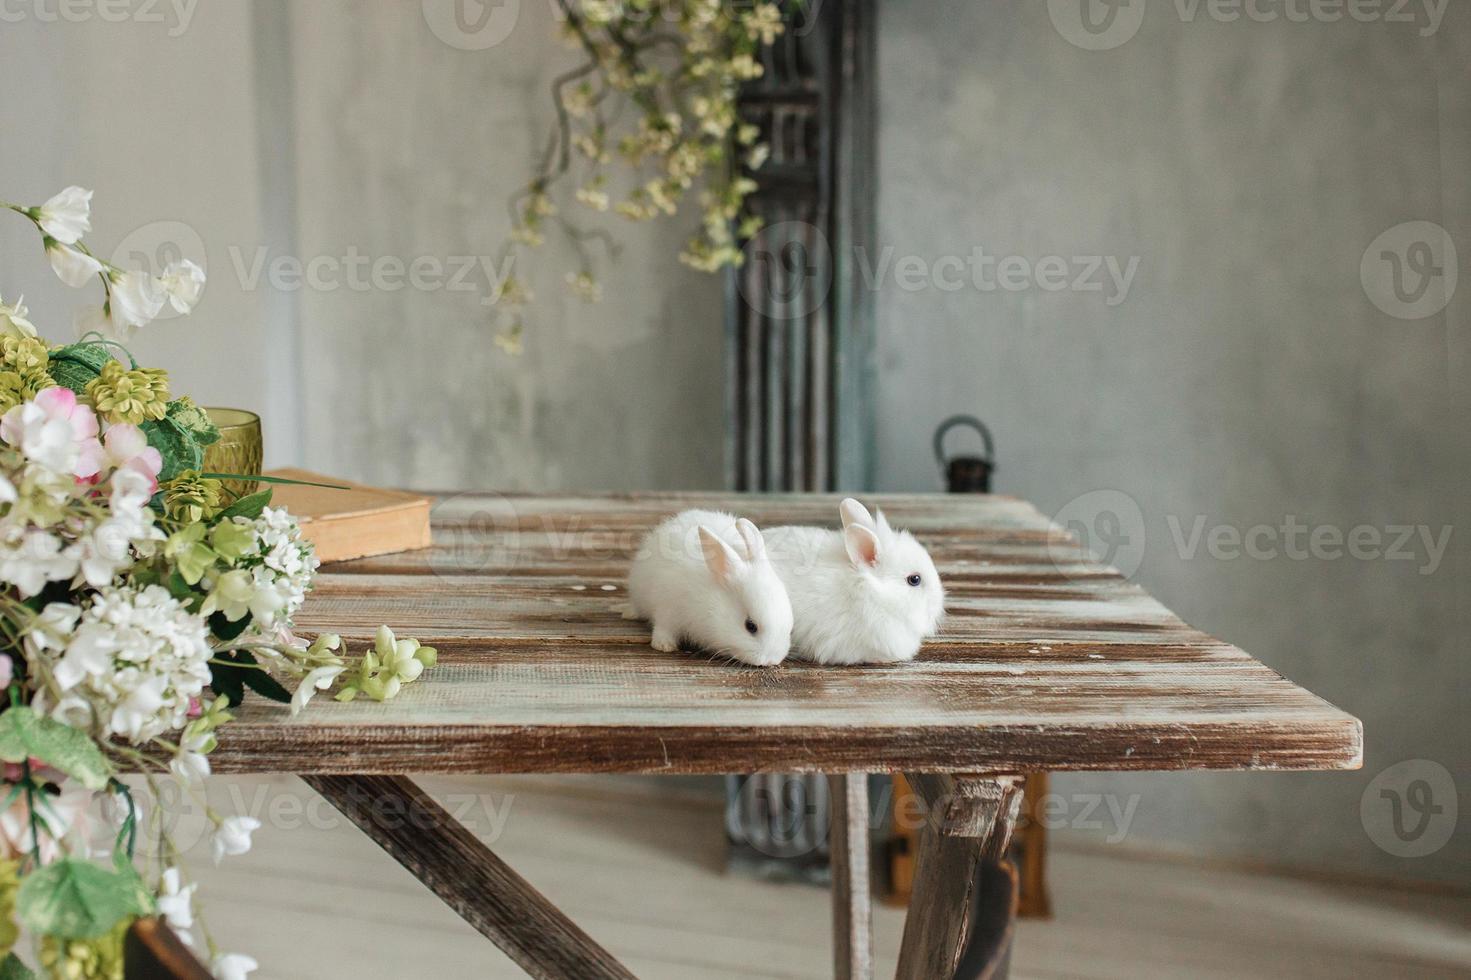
[212,494,1362,775]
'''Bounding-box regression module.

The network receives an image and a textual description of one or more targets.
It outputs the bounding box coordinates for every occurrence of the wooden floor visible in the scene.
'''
[182,776,1470,979]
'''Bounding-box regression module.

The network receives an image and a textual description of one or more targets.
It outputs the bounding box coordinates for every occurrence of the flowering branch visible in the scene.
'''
[486,0,785,354]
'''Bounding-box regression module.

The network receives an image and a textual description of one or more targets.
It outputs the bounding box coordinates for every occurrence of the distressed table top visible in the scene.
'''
[212,493,1362,775]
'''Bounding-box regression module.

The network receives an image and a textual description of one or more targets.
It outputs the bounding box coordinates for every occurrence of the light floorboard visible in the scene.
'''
[178,776,1469,979]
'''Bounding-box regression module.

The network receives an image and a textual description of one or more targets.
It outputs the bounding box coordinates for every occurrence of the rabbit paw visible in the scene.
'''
[650,628,679,653]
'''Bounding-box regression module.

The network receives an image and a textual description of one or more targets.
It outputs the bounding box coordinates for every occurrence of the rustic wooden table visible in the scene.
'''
[212,493,1362,980]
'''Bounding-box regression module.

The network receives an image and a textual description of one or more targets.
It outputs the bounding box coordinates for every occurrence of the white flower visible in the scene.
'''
[197,568,254,623]
[27,584,212,742]
[0,530,79,598]
[169,727,214,783]
[0,293,37,339]
[211,953,258,980]
[169,748,211,784]
[68,514,143,587]
[28,603,80,650]
[106,270,165,339]
[211,816,261,865]
[290,664,344,715]
[158,259,206,314]
[0,386,104,478]
[46,241,104,288]
[0,780,90,863]
[156,867,197,932]
[35,186,92,244]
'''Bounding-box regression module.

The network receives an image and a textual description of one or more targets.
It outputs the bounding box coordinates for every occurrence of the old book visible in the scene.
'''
[263,468,432,564]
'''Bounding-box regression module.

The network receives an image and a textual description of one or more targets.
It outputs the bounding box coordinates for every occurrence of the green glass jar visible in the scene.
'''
[202,407,263,502]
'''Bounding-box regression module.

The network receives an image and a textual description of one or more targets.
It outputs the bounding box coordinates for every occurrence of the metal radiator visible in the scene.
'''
[723,0,877,880]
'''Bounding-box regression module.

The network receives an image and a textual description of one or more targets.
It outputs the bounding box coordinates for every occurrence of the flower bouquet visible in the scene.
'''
[0,188,435,979]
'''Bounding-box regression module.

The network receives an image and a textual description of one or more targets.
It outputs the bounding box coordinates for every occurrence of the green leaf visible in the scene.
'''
[163,397,220,448]
[142,416,204,483]
[165,569,196,602]
[44,343,112,396]
[0,953,36,980]
[0,709,111,791]
[201,473,350,491]
[240,665,292,704]
[216,488,272,522]
[208,611,251,643]
[209,665,246,708]
[15,859,150,940]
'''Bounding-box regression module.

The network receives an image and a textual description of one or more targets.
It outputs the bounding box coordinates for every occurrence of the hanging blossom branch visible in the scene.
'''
[488,0,786,354]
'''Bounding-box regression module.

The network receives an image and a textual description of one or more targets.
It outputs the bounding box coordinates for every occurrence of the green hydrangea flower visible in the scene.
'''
[164,394,221,447]
[336,625,438,703]
[39,917,129,980]
[160,469,223,524]
[0,336,56,413]
[86,359,170,425]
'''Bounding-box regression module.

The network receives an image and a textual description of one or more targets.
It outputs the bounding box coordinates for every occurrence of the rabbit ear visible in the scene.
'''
[874,508,892,535]
[735,518,766,561]
[844,523,881,568]
[699,526,744,583]
[840,498,875,531]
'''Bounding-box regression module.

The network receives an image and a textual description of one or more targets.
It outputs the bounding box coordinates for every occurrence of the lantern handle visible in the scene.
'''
[933,415,995,473]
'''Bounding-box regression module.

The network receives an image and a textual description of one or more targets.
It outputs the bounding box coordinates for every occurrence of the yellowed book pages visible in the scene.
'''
[264,468,432,564]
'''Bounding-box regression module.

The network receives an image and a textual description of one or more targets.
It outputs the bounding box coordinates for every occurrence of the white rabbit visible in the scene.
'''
[626,510,794,667]
[762,498,945,665]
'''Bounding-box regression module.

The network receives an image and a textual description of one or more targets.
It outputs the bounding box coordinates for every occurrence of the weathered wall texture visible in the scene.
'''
[874,3,1468,884]
[284,2,726,491]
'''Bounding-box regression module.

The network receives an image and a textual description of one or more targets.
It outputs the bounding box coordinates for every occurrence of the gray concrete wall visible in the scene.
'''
[284,2,726,491]
[0,2,726,492]
[874,3,1468,884]
[0,7,295,456]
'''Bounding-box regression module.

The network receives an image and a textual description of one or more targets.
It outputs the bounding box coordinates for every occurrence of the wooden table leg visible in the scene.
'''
[304,775,636,980]
[894,775,1023,980]
[829,774,873,980]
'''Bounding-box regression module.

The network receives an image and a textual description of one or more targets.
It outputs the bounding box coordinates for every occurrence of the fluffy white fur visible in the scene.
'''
[626,510,794,667]
[762,499,945,664]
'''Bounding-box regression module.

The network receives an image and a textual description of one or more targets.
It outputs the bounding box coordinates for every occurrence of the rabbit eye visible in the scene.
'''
[906,574,922,587]
[744,619,759,635]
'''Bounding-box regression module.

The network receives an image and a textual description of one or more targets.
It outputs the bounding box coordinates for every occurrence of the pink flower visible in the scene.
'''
[0,778,89,863]
[0,654,10,689]
[0,387,104,479]
[101,423,163,491]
